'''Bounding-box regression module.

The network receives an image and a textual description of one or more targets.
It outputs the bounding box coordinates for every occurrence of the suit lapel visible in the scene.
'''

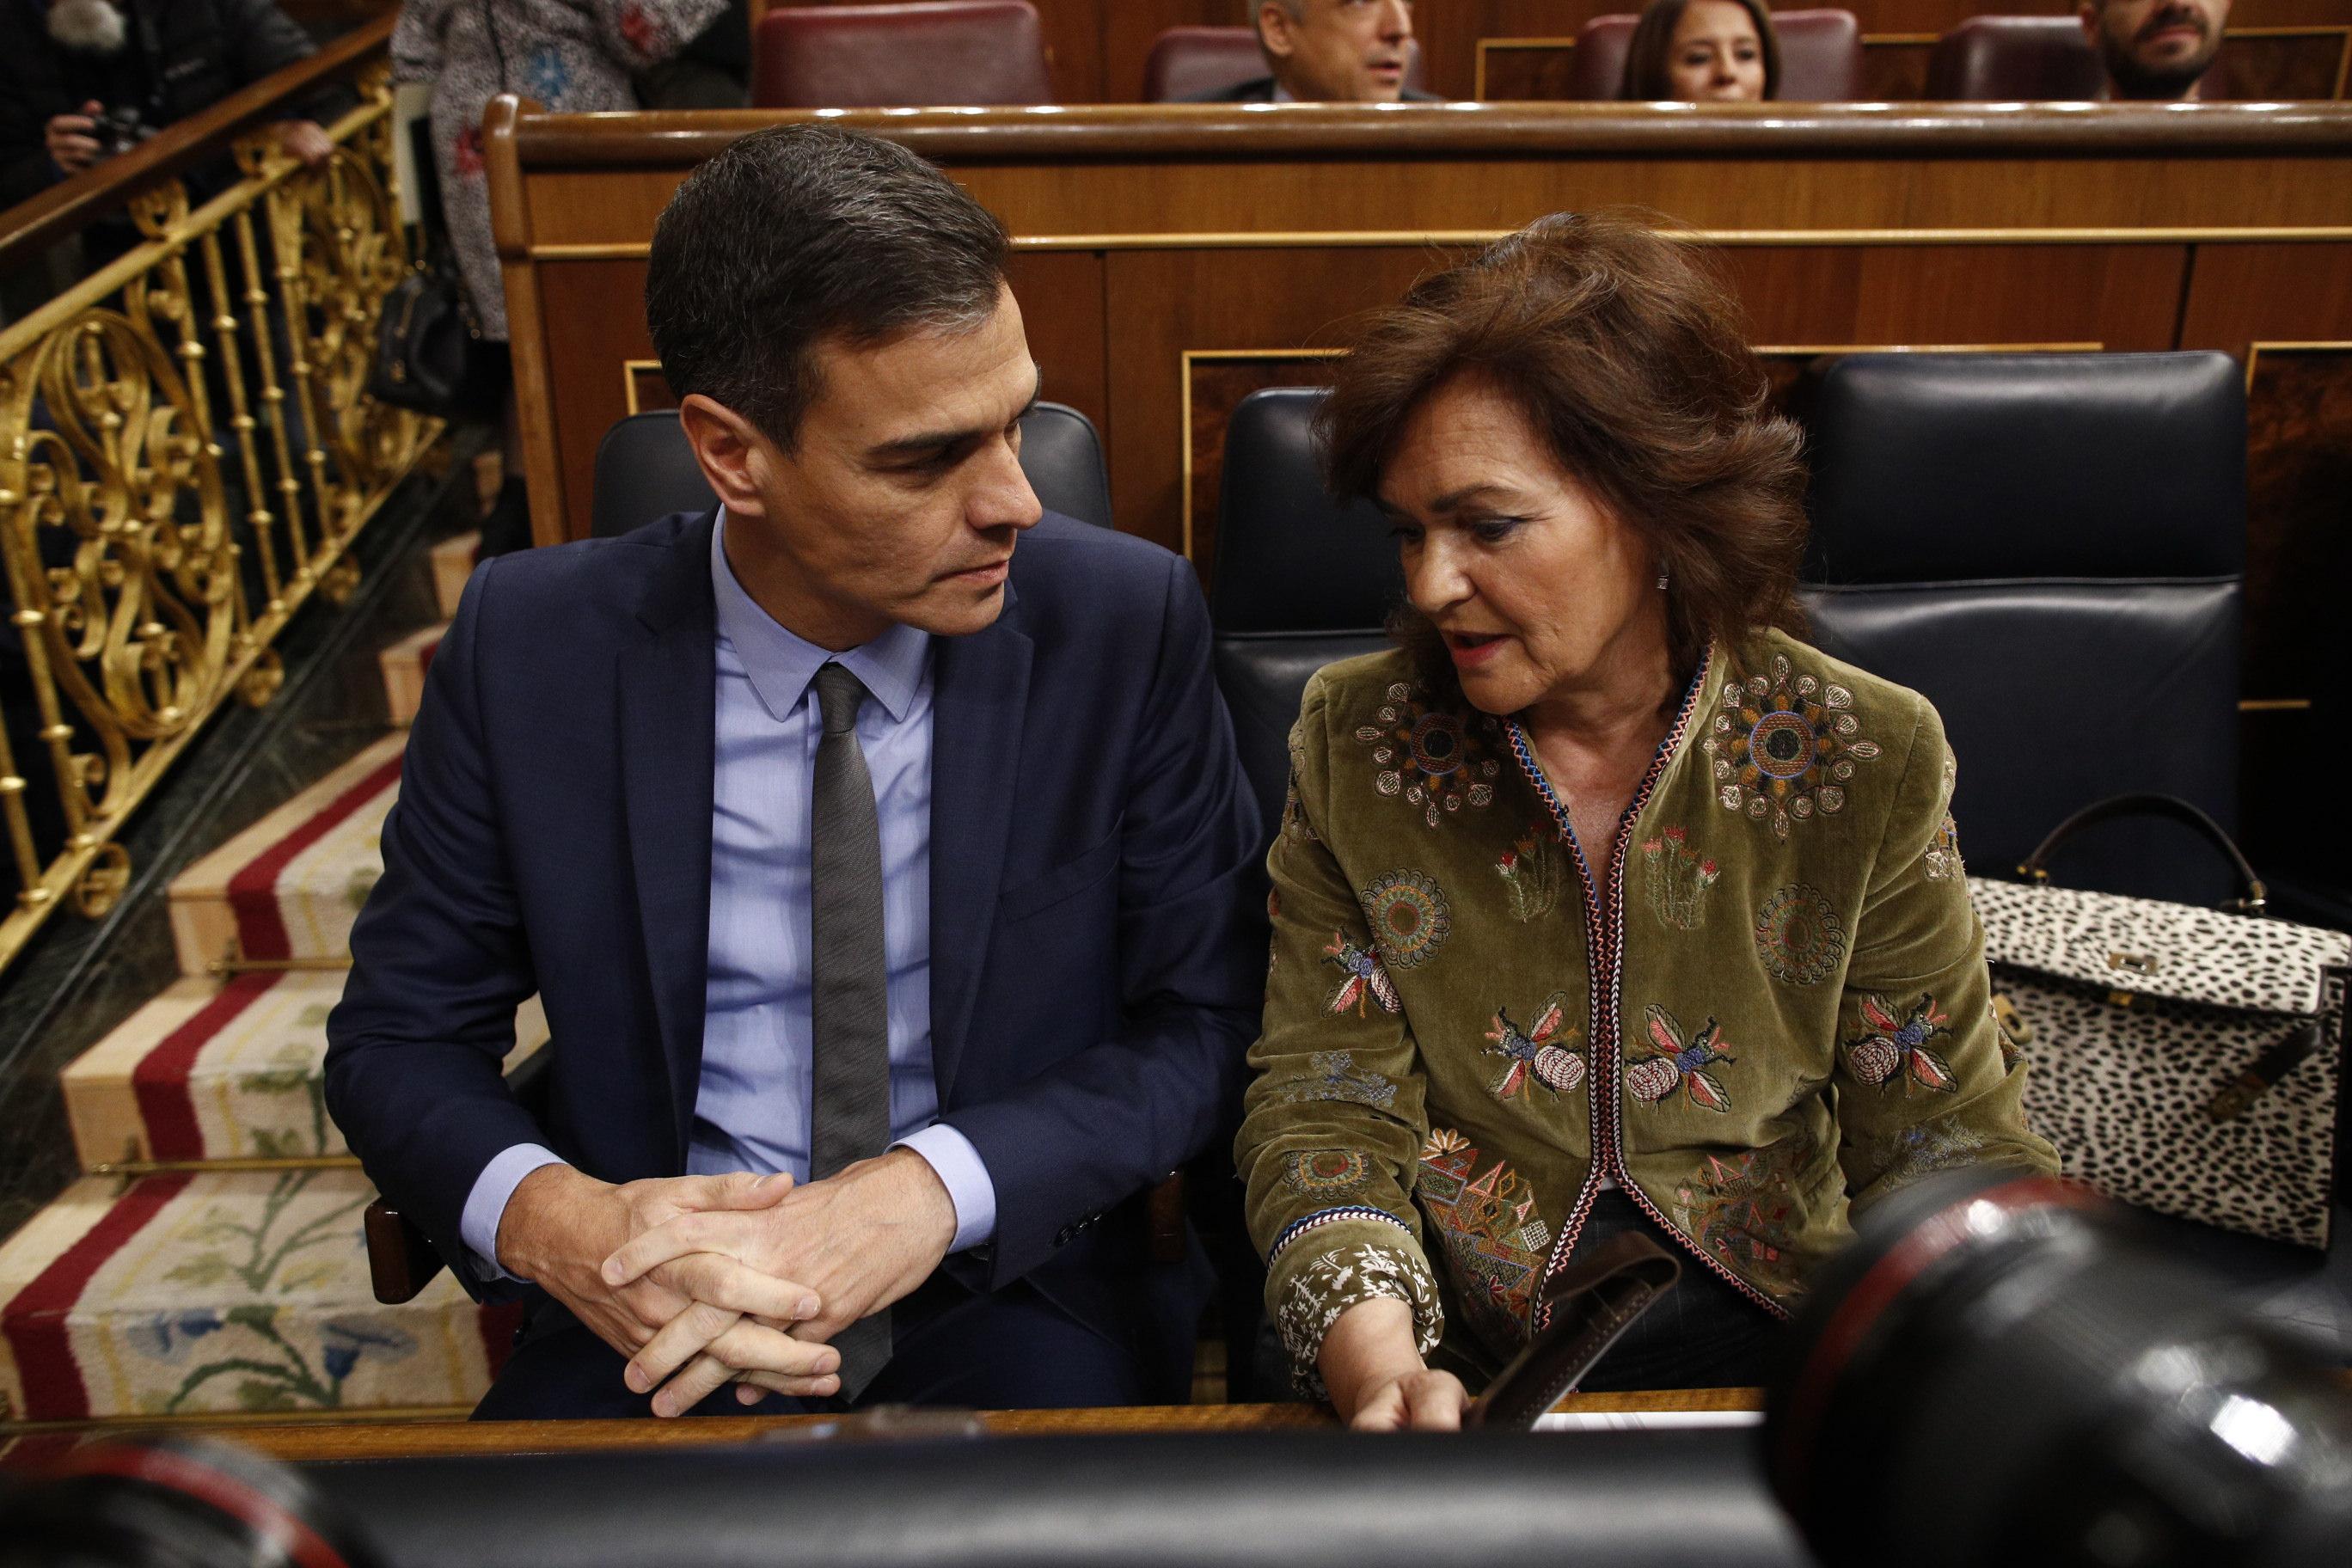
[927,597,1032,1105]
[620,511,720,1167]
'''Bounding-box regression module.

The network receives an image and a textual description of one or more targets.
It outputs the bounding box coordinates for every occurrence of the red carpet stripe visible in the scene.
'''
[130,973,285,1161]
[477,1300,524,1380]
[3,1173,194,1421]
[226,753,404,961]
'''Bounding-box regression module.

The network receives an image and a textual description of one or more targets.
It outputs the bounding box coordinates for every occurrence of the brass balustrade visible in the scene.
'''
[0,25,437,975]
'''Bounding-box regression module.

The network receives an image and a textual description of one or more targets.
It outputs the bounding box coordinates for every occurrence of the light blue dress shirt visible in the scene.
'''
[457,511,996,1276]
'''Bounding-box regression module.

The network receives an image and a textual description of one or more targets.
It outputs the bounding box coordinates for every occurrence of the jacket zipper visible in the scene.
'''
[1504,646,1790,1329]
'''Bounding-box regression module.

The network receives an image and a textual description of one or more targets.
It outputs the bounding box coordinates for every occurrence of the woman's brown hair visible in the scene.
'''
[1314,210,1807,682]
[1620,0,1782,101]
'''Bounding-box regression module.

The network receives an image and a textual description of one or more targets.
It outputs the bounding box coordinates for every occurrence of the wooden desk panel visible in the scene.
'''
[0,1390,1764,1467]
[487,101,2352,760]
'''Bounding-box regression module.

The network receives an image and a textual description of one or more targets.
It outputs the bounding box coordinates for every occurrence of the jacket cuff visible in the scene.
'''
[1265,1216,1442,1398]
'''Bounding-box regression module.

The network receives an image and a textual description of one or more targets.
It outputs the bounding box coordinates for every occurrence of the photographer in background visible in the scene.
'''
[0,0,340,212]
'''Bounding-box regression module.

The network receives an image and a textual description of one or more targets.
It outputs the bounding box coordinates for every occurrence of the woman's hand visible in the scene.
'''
[1317,1296,1470,1431]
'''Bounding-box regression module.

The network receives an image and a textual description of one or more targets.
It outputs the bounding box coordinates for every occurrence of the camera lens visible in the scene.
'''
[0,1436,381,1568]
[1763,1169,2352,1568]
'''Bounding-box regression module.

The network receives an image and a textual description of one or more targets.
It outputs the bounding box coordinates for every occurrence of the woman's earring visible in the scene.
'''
[1657,572,1670,591]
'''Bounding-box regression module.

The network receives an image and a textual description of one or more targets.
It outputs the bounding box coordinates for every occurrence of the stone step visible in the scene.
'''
[168,735,405,976]
[377,624,445,726]
[61,974,548,1171]
[0,1168,518,1423]
[431,531,476,620]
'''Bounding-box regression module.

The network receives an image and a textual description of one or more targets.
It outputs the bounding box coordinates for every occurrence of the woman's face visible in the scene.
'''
[1665,0,1767,101]
[1378,374,1664,719]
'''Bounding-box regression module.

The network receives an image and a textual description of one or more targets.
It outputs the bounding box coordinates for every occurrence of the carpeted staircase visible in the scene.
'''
[0,535,549,1427]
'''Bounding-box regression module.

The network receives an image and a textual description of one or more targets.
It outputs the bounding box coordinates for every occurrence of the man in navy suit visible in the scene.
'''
[325,126,1265,1419]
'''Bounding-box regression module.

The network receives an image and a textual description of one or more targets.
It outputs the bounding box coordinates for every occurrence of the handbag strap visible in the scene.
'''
[2018,792,2268,915]
[1463,1231,1682,1430]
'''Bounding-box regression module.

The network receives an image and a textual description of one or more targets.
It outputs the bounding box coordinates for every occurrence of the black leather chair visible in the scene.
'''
[1207,388,1404,847]
[1799,352,2245,907]
[1195,388,1400,1399]
[589,403,1115,539]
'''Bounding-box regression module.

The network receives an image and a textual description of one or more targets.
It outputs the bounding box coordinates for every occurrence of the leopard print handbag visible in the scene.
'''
[1970,802,2352,1249]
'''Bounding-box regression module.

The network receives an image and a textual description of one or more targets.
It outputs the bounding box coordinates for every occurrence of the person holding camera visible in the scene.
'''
[1,0,338,211]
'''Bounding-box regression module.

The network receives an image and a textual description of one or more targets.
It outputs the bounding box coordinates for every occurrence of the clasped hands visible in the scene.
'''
[498,1149,955,1417]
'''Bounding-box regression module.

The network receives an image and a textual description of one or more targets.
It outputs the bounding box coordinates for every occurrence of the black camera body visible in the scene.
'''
[89,102,149,159]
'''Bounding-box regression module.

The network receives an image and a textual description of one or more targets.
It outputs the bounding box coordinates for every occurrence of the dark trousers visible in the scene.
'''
[1570,1189,1783,1392]
[473,1272,1152,1421]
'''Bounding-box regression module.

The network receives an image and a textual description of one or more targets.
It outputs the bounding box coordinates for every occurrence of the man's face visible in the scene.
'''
[719,285,1043,651]
[2082,0,2229,100]
[1262,0,1415,102]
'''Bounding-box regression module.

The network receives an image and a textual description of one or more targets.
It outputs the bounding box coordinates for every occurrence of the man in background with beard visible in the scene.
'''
[2080,0,2231,100]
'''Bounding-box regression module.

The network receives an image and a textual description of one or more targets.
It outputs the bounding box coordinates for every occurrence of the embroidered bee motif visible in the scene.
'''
[1847,994,1957,1093]
[1626,1005,1736,1112]
[1322,932,1400,1016]
[1483,992,1585,1100]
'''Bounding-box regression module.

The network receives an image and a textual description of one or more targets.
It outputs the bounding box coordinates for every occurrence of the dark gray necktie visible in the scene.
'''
[809,663,892,1398]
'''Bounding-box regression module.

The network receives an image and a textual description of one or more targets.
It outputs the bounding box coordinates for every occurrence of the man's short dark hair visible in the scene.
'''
[645,125,1010,448]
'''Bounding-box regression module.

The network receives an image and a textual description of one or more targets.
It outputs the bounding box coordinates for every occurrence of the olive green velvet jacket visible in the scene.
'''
[1235,631,2058,1385]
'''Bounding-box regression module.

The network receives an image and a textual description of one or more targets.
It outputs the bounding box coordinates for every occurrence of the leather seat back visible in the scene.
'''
[1574,9,1861,101]
[589,402,1112,538]
[1209,389,1403,846]
[752,2,1054,108]
[1142,27,1266,101]
[1926,16,2106,101]
[1799,352,2245,903]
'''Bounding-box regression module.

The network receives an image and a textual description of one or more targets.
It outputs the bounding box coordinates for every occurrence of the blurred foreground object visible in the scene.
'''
[1766,1170,2352,1568]
[0,1435,382,1568]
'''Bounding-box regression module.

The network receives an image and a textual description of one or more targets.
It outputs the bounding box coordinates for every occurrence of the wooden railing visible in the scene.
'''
[0,15,437,976]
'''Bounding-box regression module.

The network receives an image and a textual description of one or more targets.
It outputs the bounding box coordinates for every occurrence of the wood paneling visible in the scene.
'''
[2243,346,2352,700]
[487,101,2352,628]
[1475,30,2350,104]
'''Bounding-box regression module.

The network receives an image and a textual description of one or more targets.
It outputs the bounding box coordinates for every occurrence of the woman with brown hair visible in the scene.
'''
[1235,212,2054,1430]
[1622,0,1779,101]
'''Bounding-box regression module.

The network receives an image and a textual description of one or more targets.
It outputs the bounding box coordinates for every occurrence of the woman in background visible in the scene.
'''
[1621,0,1779,101]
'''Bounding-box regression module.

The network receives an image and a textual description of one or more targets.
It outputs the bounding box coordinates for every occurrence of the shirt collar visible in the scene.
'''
[710,507,930,725]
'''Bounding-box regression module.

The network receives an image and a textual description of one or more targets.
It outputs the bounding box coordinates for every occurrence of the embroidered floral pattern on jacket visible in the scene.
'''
[1495,824,1565,922]
[1322,933,1400,1016]
[1626,1005,1736,1112]
[1484,992,1585,1100]
[1272,1050,1398,1111]
[1359,871,1450,969]
[1922,813,1963,881]
[1755,884,1847,986]
[1672,1137,1806,1294]
[1642,826,1719,929]
[1275,1240,1443,1394]
[1863,1114,1988,1193]
[1702,653,1883,840]
[1418,1130,1548,1356]
[1356,683,1502,828]
[1282,1149,1375,1198]
[1846,994,1957,1093]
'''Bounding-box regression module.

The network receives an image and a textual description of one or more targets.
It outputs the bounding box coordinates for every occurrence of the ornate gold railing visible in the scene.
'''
[0,18,437,975]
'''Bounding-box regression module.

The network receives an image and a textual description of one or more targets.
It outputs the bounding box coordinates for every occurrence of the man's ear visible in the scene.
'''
[677,394,772,518]
[1259,1,1298,64]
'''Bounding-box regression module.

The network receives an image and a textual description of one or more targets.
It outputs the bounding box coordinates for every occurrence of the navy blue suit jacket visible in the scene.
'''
[326,509,1266,1358]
